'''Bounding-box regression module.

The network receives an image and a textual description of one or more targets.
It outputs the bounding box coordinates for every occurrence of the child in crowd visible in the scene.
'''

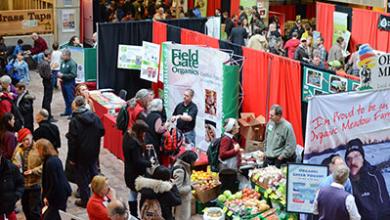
[50,42,61,89]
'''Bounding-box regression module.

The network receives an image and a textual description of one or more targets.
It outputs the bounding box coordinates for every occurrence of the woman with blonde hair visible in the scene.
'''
[87,175,116,220]
[36,139,71,220]
[75,83,95,112]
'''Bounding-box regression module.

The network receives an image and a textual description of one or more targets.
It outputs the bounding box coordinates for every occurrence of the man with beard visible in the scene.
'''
[345,138,390,220]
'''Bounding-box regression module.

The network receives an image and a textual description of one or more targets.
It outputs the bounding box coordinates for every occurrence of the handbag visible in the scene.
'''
[145,145,159,176]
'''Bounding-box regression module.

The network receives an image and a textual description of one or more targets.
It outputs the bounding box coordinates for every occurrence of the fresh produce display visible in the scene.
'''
[218,189,270,218]
[203,207,224,219]
[240,151,264,167]
[191,169,220,191]
[249,166,286,189]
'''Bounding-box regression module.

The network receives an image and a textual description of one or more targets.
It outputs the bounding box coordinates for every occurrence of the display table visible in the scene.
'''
[90,91,126,120]
[103,113,124,160]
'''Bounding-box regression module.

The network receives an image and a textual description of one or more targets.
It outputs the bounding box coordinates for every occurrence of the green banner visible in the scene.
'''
[302,66,360,102]
[223,65,240,120]
[84,48,97,82]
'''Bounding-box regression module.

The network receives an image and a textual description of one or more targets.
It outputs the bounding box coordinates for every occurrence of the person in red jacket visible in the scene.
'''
[126,89,152,130]
[0,91,13,119]
[284,32,300,59]
[219,118,242,170]
[27,33,48,55]
[87,175,116,220]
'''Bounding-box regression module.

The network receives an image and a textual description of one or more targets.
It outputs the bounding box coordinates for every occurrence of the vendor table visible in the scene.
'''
[90,91,126,120]
[103,113,124,160]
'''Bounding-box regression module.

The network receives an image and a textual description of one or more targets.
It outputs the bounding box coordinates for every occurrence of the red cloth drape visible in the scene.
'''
[306,3,316,19]
[207,0,221,17]
[316,2,335,51]
[181,28,220,48]
[242,47,303,146]
[269,5,296,21]
[351,8,390,52]
[152,21,167,96]
[188,0,194,10]
[230,0,240,17]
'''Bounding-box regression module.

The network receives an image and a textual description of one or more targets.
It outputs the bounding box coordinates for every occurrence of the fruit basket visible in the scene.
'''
[192,169,221,203]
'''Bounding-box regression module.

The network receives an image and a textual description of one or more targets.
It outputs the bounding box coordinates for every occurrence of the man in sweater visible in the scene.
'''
[264,105,297,168]
[58,49,77,117]
[313,165,361,220]
[26,33,48,64]
[37,50,55,122]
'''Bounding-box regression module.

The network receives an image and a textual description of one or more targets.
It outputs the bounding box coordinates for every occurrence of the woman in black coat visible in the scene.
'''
[15,83,35,132]
[36,139,71,220]
[145,98,166,159]
[122,120,154,217]
[0,151,24,219]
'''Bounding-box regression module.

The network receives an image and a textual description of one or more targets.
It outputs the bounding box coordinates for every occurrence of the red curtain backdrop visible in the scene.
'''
[306,3,316,19]
[316,2,335,51]
[152,21,167,96]
[207,0,222,17]
[269,5,296,21]
[351,8,390,52]
[242,48,303,146]
[230,0,240,17]
[181,28,220,48]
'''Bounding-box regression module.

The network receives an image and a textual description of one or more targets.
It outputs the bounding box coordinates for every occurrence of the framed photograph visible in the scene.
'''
[313,89,327,96]
[286,163,328,214]
[205,89,217,116]
[306,69,323,89]
[329,75,347,93]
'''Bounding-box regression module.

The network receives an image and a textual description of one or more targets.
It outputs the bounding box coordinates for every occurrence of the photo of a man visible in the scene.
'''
[345,138,390,220]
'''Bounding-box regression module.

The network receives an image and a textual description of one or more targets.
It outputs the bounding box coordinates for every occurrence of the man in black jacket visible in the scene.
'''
[33,109,61,150]
[229,21,248,46]
[223,11,234,38]
[37,50,56,122]
[0,151,24,219]
[15,82,35,132]
[294,38,309,63]
[66,96,105,207]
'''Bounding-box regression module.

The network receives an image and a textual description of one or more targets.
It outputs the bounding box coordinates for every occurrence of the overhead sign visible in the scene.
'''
[286,163,328,214]
[0,9,53,36]
[328,0,385,8]
[378,14,390,31]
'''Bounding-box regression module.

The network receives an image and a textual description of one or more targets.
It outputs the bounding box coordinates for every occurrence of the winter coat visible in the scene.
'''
[0,130,17,160]
[87,193,112,220]
[229,26,248,46]
[294,45,309,62]
[30,36,48,55]
[16,91,35,132]
[173,159,192,220]
[12,143,42,189]
[33,120,61,149]
[0,157,24,214]
[42,156,71,209]
[123,132,152,191]
[66,108,105,165]
[135,176,182,220]
[145,111,164,157]
[0,92,13,119]
[351,161,390,220]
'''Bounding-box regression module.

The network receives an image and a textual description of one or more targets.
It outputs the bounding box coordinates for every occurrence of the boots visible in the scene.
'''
[128,201,139,219]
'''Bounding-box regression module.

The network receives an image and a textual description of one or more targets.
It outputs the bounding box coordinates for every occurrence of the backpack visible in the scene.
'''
[207,136,223,172]
[140,199,164,220]
[116,103,129,132]
[161,128,183,156]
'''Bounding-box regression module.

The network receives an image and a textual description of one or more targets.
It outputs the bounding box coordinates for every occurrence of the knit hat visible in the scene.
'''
[345,138,364,160]
[18,128,32,142]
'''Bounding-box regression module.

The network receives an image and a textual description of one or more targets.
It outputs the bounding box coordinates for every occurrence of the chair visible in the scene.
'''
[119,89,127,100]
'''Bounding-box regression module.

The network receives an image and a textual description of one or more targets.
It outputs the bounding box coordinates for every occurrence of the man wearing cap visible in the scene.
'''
[345,138,390,220]
[12,128,43,220]
[66,96,105,208]
[294,37,309,62]
[264,104,297,168]
[33,109,61,150]
[172,89,198,146]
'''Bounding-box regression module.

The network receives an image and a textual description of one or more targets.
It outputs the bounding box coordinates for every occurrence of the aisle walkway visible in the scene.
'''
[18,71,202,219]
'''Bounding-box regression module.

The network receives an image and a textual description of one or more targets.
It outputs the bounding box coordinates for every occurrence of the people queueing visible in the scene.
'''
[33,109,61,151]
[172,89,198,146]
[58,49,77,117]
[264,105,297,168]
[36,139,71,220]
[66,96,105,207]
[12,128,42,220]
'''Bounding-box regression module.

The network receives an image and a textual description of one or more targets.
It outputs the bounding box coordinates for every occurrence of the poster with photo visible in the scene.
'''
[140,41,160,82]
[117,45,143,70]
[329,75,348,93]
[333,12,348,46]
[68,47,85,82]
[306,69,322,89]
[304,89,390,219]
[62,9,76,32]
[194,0,207,17]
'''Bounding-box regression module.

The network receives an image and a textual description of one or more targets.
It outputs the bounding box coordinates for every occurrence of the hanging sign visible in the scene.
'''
[117,45,143,70]
[140,41,160,82]
[378,14,390,31]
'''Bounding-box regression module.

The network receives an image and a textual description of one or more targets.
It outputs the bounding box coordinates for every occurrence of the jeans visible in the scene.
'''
[42,82,53,119]
[75,163,99,203]
[51,70,59,88]
[21,187,41,220]
[183,130,196,147]
[61,80,75,115]
[32,53,44,63]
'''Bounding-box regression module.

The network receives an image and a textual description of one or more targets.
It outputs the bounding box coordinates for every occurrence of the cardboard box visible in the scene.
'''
[194,184,221,204]
[238,113,266,144]
[191,197,196,215]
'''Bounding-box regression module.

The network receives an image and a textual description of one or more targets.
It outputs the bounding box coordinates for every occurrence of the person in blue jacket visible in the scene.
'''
[345,138,390,220]
[13,52,30,84]
[12,39,24,57]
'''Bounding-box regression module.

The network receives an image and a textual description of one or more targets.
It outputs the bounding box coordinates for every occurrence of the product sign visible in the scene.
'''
[117,45,143,70]
[206,16,221,39]
[302,65,359,102]
[378,14,390,31]
[287,164,328,213]
[304,89,390,219]
[140,41,160,82]
[358,44,390,90]
[68,47,85,83]
[162,43,230,150]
